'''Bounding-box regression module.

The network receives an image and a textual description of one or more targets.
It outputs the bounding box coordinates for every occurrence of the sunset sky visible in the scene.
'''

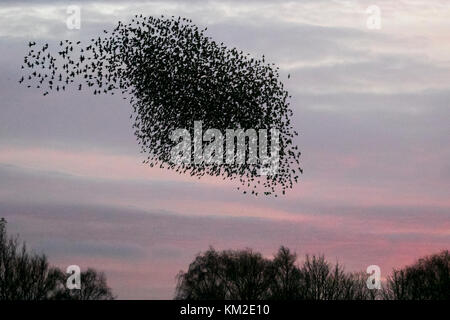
[0,0,449,299]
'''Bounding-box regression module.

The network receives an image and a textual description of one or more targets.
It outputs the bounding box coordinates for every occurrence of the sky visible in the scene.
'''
[0,0,449,299]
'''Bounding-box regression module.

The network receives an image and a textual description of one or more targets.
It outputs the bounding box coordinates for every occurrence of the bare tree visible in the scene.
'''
[0,218,60,300]
[0,218,114,300]
[175,247,271,299]
[175,248,227,299]
[384,250,449,300]
[51,268,114,300]
[297,255,347,299]
[267,246,302,299]
[175,247,381,300]
[344,272,380,300]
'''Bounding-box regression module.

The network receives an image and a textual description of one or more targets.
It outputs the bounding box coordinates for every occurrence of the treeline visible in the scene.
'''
[175,247,449,300]
[0,218,114,300]
[2,218,449,300]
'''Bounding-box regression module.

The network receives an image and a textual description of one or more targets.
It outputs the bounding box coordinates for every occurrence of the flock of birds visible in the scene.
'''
[20,15,302,196]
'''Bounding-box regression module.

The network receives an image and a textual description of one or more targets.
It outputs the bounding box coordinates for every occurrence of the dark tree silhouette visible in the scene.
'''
[267,246,302,299]
[175,246,379,300]
[298,255,378,300]
[384,250,449,300]
[175,247,271,299]
[51,268,114,300]
[0,218,60,300]
[220,249,272,299]
[344,272,379,300]
[176,246,449,300]
[0,218,114,300]
[299,254,350,299]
